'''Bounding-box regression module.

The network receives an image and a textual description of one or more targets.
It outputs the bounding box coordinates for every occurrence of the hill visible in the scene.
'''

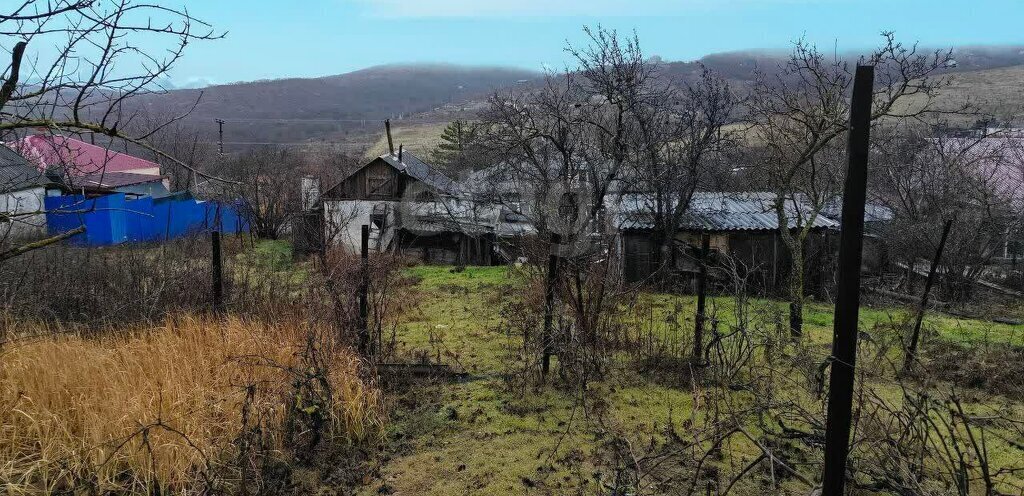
[933,64,1024,121]
[133,64,539,149]
[358,63,1024,162]
[131,45,1024,153]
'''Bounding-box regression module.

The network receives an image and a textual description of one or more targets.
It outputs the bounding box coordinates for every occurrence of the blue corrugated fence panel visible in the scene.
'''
[45,192,250,246]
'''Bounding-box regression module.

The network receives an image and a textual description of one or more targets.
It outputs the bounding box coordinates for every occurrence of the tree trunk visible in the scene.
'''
[774,198,806,339]
[782,233,805,338]
[788,255,804,338]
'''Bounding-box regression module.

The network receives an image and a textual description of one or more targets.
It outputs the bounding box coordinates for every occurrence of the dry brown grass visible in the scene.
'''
[361,121,449,160]
[0,315,383,494]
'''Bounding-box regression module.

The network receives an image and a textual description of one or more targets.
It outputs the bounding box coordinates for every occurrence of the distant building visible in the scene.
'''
[74,171,171,198]
[11,133,171,198]
[614,192,840,288]
[320,151,495,265]
[0,145,65,241]
[15,134,163,176]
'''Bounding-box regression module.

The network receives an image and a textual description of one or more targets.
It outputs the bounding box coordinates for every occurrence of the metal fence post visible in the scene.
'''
[212,230,223,313]
[822,64,874,495]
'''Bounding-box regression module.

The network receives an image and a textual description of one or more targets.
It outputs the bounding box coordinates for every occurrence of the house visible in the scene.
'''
[11,133,170,197]
[615,192,839,289]
[15,134,162,176]
[320,150,496,265]
[0,145,65,241]
[72,171,172,198]
[4,134,246,246]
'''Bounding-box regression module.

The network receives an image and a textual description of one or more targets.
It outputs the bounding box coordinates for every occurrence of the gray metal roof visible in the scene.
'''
[73,171,166,189]
[378,152,459,195]
[821,198,894,224]
[0,145,57,193]
[617,192,840,232]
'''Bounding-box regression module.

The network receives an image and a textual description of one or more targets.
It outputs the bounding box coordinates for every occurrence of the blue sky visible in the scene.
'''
[169,0,1024,86]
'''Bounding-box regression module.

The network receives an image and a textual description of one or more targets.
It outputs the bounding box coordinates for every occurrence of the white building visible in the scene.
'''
[0,145,63,243]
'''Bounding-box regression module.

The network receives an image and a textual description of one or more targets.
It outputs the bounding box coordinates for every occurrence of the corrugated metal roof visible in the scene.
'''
[14,134,161,176]
[0,145,56,193]
[72,171,166,189]
[378,152,459,195]
[617,192,840,232]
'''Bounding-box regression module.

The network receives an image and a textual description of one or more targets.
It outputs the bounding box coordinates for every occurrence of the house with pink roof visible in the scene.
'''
[15,134,162,177]
[11,133,169,196]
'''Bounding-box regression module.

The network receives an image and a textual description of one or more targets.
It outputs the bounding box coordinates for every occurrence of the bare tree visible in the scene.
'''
[222,146,356,240]
[625,65,737,283]
[746,33,959,337]
[872,123,1023,300]
[0,0,222,259]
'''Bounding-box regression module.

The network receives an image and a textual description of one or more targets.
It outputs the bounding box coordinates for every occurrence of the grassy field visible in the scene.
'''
[0,315,383,493]
[362,122,450,161]
[363,265,1024,495]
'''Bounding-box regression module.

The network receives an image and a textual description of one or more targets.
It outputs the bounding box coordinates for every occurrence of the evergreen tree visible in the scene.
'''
[431,120,485,175]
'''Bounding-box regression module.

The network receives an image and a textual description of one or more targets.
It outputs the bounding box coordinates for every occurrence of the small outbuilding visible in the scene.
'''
[616,192,839,292]
[0,145,64,241]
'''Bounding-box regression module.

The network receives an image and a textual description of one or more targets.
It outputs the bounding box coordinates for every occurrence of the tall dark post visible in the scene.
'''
[358,225,370,356]
[541,233,561,378]
[211,230,223,312]
[693,233,710,363]
[215,118,225,155]
[822,64,874,495]
[903,218,953,374]
[384,119,395,155]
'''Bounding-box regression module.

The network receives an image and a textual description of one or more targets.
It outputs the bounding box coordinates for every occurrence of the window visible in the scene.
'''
[366,171,392,197]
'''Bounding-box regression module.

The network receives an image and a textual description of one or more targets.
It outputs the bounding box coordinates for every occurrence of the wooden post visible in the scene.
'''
[211,230,223,312]
[384,119,395,155]
[822,64,874,496]
[358,225,370,356]
[542,233,561,378]
[902,218,953,374]
[693,233,710,363]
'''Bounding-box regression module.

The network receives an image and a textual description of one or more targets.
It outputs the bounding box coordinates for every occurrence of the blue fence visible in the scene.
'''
[45,192,249,246]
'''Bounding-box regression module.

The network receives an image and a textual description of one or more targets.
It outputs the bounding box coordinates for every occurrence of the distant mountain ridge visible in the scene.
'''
[134,64,540,147]
[133,45,1024,148]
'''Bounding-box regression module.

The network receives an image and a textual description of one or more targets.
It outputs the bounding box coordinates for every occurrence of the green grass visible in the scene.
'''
[232,239,309,289]
[351,264,1024,494]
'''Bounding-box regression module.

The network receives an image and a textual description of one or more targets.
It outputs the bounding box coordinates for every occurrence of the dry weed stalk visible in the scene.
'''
[0,315,383,493]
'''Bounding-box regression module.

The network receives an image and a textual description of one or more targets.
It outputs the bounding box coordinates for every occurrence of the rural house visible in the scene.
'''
[320,150,496,265]
[15,133,163,176]
[3,134,246,246]
[12,133,171,198]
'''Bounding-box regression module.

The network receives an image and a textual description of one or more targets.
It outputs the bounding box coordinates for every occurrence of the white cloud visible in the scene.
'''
[352,0,735,18]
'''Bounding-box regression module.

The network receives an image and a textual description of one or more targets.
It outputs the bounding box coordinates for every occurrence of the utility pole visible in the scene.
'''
[821,64,874,495]
[215,118,225,155]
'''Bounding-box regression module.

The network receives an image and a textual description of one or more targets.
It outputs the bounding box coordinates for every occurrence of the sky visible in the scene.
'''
[167,0,1024,87]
